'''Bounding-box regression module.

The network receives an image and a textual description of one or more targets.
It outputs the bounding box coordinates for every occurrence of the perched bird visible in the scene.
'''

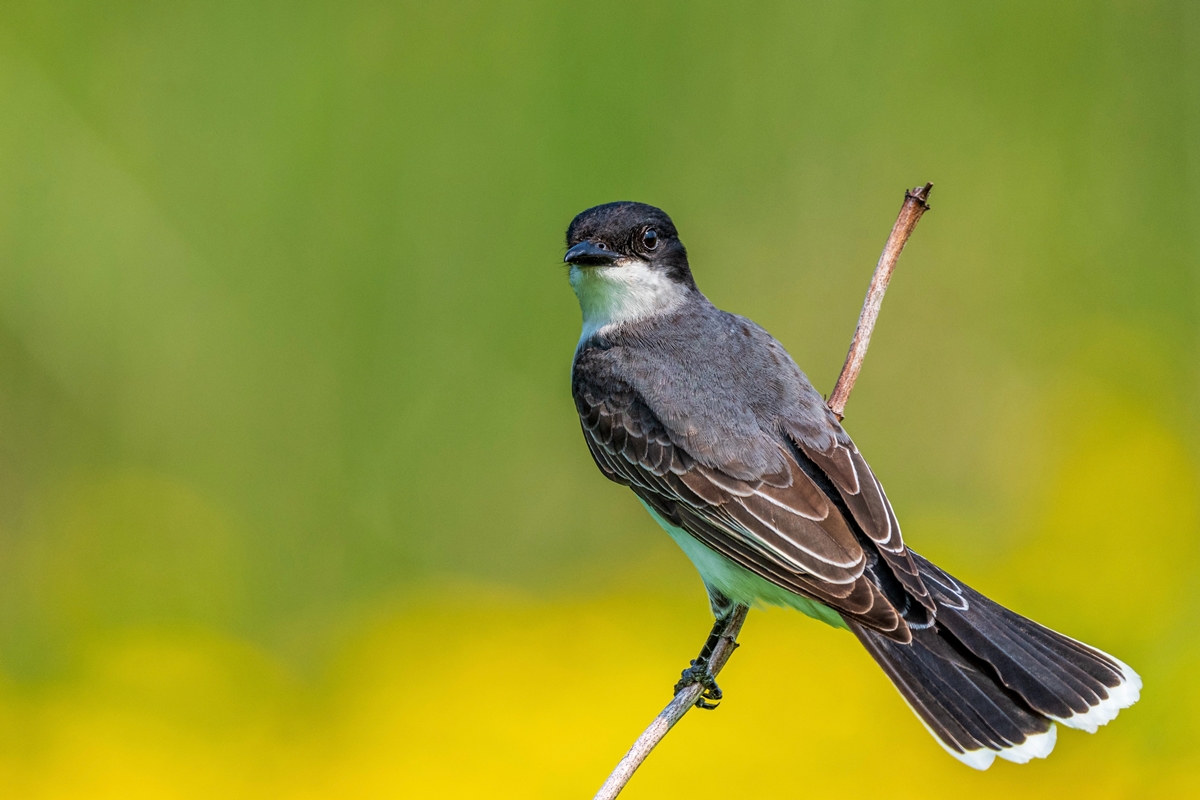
[563,201,1141,769]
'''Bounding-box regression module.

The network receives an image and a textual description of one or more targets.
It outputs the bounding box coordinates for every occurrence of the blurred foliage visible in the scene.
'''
[0,0,1196,796]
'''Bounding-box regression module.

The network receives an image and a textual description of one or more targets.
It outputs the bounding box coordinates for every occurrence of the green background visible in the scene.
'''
[0,1,1196,796]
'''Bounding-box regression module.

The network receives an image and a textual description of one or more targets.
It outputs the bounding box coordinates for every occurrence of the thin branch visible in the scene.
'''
[827,182,933,420]
[593,605,749,800]
[593,182,932,799]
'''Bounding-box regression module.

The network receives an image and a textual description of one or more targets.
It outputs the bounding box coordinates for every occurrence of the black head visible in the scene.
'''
[564,202,694,288]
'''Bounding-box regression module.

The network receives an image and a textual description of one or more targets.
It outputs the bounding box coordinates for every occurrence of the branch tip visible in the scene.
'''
[907,182,934,207]
[826,181,932,419]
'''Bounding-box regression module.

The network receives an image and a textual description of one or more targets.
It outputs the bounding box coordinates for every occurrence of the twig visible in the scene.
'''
[593,605,749,800]
[593,182,932,799]
[827,183,933,420]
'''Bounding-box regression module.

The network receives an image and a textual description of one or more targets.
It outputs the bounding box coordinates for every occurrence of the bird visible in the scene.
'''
[562,200,1141,770]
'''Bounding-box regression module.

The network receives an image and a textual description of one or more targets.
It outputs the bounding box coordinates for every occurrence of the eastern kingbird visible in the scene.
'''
[563,201,1141,769]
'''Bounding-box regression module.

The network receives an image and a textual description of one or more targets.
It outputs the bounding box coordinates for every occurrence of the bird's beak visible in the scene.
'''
[564,240,619,267]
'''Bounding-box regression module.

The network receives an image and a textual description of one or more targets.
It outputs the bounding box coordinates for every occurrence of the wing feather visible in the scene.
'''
[790,435,935,613]
[576,375,925,640]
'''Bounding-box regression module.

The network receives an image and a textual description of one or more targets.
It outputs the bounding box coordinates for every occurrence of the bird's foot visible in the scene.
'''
[674,658,722,710]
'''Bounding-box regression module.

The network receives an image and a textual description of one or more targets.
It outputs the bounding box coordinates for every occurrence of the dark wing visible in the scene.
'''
[576,375,927,642]
[784,419,936,617]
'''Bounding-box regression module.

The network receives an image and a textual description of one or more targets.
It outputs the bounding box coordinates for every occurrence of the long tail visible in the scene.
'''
[850,552,1141,770]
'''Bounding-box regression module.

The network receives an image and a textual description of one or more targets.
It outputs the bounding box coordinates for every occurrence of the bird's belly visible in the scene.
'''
[637,499,848,631]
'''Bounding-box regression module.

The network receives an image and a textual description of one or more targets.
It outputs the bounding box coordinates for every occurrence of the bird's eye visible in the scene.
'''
[642,229,658,250]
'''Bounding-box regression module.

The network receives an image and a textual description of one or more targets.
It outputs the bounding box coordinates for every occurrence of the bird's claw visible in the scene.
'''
[674,658,723,710]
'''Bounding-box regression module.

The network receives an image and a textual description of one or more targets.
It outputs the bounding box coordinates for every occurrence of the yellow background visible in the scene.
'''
[0,1,1196,797]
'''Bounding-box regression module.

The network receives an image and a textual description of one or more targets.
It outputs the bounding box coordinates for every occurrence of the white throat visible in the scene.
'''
[569,259,689,346]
